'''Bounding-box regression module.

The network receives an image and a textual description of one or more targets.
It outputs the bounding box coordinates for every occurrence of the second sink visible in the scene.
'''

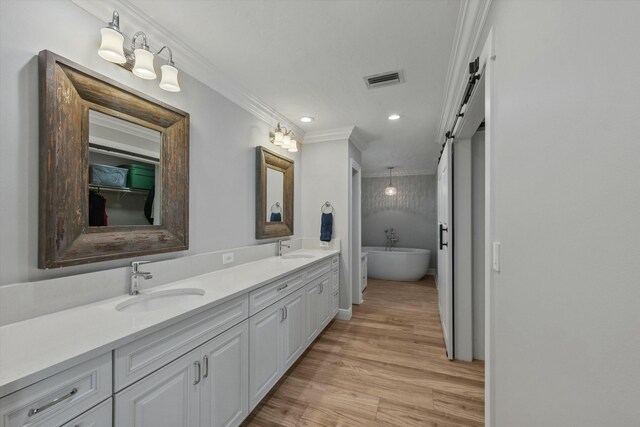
[116,288,206,313]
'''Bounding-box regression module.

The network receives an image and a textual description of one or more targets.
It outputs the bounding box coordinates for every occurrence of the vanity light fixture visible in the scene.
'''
[300,116,314,123]
[98,11,180,92]
[269,123,299,152]
[388,114,401,121]
[385,167,398,196]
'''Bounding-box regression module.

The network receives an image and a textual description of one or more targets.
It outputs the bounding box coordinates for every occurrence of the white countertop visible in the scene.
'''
[0,249,339,397]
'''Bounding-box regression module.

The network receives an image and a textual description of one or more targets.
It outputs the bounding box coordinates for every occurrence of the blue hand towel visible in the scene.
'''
[320,213,333,242]
[270,212,282,222]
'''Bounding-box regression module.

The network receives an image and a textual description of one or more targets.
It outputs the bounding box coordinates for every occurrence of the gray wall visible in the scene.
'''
[361,174,437,270]
[0,0,302,286]
[478,1,640,424]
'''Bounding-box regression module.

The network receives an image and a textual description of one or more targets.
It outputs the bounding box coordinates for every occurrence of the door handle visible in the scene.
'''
[202,355,209,379]
[193,361,201,385]
[439,224,449,250]
[280,307,286,322]
[283,306,288,320]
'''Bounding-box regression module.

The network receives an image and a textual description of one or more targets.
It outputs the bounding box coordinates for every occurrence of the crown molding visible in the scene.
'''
[434,0,492,171]
[349,127,369,153]
[362,169,433,178]
[303,126,354,144]
[69,0,304,137]
[303,126,369,152]
[90,110,160,142]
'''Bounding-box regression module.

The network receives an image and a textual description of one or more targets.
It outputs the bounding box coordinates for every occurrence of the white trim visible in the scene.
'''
[349,158,362,308]
[89,110,161,142]
[434,0,492,172]
[303,126,356,144]
[349,127,369,153]
[362,169,433,178]
[336,307,352,321]
[69,0,304,137]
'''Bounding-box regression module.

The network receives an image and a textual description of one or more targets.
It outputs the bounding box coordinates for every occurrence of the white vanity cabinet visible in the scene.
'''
[62,399,112,427]
[0,353,111,427]
[249,287,305,410]
[115,320,249,427]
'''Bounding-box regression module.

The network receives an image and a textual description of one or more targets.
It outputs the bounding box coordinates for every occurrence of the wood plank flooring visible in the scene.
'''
[242,276,485,426]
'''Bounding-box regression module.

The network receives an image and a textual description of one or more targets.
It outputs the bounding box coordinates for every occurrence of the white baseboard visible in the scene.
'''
[336,307,352,321]
[427,268,436,276]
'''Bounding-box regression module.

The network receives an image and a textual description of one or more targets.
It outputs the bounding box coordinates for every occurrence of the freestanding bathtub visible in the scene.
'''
[363,247,431,281]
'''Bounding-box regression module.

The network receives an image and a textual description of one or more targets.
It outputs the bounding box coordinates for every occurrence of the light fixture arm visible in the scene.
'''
[106,11,121,32]
[156,45,175,66]
[131,31,150,51]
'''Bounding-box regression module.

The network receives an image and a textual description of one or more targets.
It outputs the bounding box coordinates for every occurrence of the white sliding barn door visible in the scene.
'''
[437,141,454,359]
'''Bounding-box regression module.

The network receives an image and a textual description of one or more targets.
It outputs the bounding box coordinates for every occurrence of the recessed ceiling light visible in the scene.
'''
[388,114,401,121]
[300,116,314,123]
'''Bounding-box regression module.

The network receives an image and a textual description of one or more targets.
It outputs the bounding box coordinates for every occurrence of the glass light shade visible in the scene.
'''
[159,64,180,92]
[98,28,126,64]
[385,185,397,196]
[288,139,298,152]
[282,134,291,149]
[274,130,284,146]
[132,48,156,80]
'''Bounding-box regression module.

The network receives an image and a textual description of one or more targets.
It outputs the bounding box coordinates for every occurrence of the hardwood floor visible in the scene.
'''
[242,276,485,426]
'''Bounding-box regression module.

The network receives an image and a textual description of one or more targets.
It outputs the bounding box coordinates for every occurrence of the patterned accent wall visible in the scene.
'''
[362,174,437,270]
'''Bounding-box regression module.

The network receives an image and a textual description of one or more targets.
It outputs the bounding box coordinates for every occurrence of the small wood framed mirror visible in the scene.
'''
[255,147,294,239]
[38,50,189,268]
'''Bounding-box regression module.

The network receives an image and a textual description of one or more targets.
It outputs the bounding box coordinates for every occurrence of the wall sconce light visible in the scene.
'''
[269,123,298,153]
[98,11,180,92]
[385,167,398,196]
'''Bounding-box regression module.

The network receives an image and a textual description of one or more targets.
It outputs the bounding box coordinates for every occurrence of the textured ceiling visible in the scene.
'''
[128,0,461,175]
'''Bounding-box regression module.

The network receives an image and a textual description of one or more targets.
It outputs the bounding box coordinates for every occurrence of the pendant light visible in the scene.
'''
[385,167,397,196]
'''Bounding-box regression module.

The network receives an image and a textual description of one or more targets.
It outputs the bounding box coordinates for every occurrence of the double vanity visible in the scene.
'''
[0,249,340,426]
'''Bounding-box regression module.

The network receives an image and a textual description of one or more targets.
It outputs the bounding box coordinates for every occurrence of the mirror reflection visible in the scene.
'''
[88,110,161,227]
[266,167,284,222]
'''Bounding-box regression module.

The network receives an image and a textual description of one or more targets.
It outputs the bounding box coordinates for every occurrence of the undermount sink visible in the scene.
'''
[116,288,205,313]
[281,254,314,260]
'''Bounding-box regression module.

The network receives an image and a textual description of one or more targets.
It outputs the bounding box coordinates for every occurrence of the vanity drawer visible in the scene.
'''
[114,294,248,391]
[61,398,112,427]
[0,353,111,427]
[249,272,305,315]
[307,259,332,282]
[331,255,339,270]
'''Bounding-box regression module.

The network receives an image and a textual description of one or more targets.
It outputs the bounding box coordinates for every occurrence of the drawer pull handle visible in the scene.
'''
[203,355,209,379]
[277,284,288,292]
[194,361,201,385]
[28,387,78,417]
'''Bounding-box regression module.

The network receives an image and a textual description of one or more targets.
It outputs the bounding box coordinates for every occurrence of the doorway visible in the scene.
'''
[349,159,363,305]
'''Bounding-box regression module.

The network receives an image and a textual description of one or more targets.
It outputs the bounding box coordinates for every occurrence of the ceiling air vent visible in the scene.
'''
[363,70,405,89]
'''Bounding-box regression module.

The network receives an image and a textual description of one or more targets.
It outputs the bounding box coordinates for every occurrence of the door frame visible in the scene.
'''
[349,158,363,305]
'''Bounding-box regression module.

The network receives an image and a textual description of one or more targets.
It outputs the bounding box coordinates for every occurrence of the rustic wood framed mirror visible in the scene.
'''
[255,146,294,239]
[38,50,189,268]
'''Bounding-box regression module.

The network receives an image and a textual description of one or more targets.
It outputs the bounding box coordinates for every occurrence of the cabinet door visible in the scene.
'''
[305,282,320,345]
[249,303,282,410]
[200,321,249,427]
[318,275,332,330]
[281,288,306,372]
[115,350,200,427]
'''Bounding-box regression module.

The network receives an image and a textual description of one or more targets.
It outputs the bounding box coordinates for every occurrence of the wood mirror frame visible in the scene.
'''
[38,50,189,268]
[255,147,294,239]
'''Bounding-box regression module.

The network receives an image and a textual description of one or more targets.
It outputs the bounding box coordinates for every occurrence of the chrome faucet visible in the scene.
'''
[384,228,399,251]
[130,261,153,295]
[278,240,291,257]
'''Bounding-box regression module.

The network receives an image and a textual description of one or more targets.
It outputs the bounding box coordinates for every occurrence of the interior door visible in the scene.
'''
[437,140,454,359]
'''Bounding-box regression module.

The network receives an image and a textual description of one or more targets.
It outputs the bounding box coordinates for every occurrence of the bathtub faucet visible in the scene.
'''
[384,228,399,251]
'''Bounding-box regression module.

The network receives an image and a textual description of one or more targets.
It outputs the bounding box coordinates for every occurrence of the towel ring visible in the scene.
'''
[270,202,281,213]
[321,201,334,214]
